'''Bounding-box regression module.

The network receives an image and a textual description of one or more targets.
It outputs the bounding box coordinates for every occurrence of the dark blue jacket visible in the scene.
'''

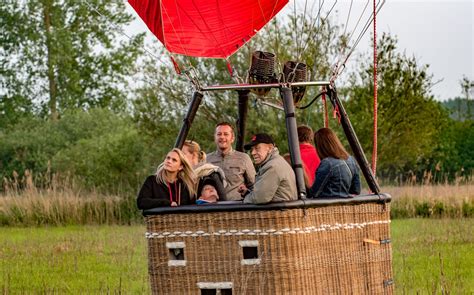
[307,156,361,198]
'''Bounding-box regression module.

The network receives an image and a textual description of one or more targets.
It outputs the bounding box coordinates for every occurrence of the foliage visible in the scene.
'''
[344,34,451,180]
[0,0,144,124]
[0,109,155,192]
[425,119,474,182]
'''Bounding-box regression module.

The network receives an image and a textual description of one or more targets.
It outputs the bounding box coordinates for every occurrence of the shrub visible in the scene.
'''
[0,108,156,192]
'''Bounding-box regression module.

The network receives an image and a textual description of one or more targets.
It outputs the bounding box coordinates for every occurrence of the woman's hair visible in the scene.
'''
[283,153,310,189]
[313,128,349,160]
[183,140,206,163]
[155,148,196,197]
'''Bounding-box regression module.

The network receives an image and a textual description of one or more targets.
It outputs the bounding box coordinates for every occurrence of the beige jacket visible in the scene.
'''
[244,148,297,204]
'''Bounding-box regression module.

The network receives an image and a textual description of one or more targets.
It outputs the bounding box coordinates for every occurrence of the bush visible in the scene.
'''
[52,127,151,193]
[0,108,156,192]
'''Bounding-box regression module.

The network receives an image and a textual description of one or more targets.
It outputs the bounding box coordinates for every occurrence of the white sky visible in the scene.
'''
[342,0,474,100]
[126,0,473,101]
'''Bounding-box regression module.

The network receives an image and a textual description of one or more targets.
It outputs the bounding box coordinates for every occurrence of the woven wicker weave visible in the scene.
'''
[145,201,393,294]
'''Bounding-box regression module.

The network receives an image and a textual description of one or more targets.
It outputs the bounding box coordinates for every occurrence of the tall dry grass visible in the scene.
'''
[0,170,141,226]
[1,170,473,226]
[382,184,474,218]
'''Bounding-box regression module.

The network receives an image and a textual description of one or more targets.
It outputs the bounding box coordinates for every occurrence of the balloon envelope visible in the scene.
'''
[128,0,288,58]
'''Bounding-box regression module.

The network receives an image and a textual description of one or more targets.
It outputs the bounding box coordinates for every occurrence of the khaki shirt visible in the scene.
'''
[207,149,256,200]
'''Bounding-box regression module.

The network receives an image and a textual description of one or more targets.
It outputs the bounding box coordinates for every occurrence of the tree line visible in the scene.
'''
[1,1,472,193]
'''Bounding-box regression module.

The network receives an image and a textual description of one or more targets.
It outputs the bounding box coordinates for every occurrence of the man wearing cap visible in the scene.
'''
[239,133,297,204]
[207,122,256,200]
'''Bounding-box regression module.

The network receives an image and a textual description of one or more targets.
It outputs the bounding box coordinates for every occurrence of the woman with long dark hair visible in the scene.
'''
[307,128,361,198]
[137,148,196,209]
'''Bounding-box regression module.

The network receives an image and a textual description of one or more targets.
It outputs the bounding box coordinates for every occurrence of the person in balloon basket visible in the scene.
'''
[297,124,321,185]
[196,180,220,205]
[137,148,196,209]
[182,140,227,202]
[207,122,256,201]
[307,128,361,198]
[238,133,297,204]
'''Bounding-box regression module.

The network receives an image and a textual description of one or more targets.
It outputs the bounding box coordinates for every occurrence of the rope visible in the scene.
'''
[322,90,329,128]
[372,0,378,176]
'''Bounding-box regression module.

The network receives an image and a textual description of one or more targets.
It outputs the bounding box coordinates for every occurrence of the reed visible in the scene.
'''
[1,169,473,226]
[1,169,142,226]
[382,184,474,218]
[0,188,141,227]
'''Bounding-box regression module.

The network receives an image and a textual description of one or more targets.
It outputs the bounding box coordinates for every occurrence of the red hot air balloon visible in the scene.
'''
[128,0,288,59]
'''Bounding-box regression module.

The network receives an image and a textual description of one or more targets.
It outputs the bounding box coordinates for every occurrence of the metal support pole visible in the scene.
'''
[327,88,380,194]
[174,91,203,149]
[236,90,249,152]
[280,87,307,199]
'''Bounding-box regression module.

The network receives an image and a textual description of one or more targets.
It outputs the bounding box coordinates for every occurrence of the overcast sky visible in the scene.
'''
[127,0,473,101]
[339,0,473,100]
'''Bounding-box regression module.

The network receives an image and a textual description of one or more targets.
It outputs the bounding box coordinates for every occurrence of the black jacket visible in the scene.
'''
[137,175,193,210]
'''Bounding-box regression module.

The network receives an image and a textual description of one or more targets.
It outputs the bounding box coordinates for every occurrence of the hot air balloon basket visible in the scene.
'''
[144,196,393,294]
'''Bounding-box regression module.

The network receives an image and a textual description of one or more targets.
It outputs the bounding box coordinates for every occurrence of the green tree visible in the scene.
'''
[345,34,450,181]
[0,0,144,125]
[427,119,474,182]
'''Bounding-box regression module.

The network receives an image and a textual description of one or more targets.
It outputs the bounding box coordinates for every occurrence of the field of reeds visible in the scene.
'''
[1,183,473,226]
[384,184,474,218]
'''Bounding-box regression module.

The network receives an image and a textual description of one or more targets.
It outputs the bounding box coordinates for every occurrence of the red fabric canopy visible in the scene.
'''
[128,0,288,58]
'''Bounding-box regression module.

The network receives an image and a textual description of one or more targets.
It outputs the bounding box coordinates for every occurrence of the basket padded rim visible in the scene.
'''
[142,193,391,216]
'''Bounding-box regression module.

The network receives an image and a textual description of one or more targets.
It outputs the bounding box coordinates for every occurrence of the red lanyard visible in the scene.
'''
[167,181,181,205]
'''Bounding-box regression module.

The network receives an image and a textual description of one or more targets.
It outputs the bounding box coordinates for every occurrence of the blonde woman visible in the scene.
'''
[182,140,227,201]
[137,148,196,209]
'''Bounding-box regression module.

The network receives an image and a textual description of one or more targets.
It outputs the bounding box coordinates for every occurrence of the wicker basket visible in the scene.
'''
[144,196,393,294]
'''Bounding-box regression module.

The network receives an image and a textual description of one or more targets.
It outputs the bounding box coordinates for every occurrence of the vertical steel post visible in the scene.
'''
[280,87,307,198]
[327,87,380,194]
[174,91,203,149]
[235,90,250,152]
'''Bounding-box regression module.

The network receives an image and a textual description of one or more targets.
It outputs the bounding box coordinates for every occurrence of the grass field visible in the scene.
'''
[1,219,473,294]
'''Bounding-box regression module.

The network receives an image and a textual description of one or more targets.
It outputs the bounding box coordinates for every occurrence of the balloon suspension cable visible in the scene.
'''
[331,0,361,80]
[372,0,378,177]
[182,64,202,91]
[226,59,245,84]
[298,0,338,61]
[330,0,385,82]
